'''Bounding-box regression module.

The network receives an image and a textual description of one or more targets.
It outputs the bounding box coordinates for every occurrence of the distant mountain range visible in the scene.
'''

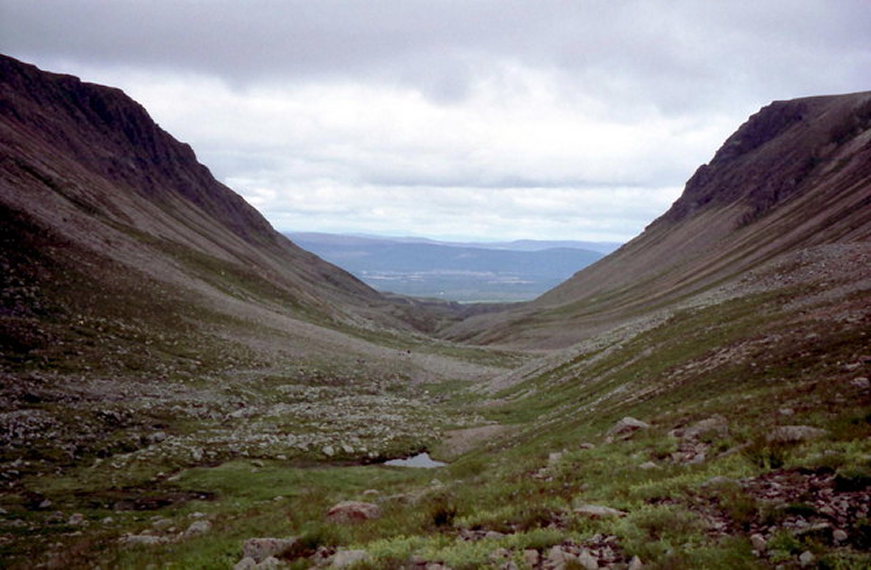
[286,232,615,302]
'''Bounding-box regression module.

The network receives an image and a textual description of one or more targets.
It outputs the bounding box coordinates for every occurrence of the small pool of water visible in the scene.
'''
[384,452,447,468]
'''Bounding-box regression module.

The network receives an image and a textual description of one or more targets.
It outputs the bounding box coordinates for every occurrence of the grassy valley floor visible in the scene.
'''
[1,244,870,569]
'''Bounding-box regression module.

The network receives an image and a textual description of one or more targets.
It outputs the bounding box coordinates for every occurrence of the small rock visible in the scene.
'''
[523,549,540,566]
[548,451,564,466]
[799,550,815,567]
[332,549,370,568]
[750,533,767,552]
[546,545,574,565]
[68,513,86,526]
[681,415,729,440]
[322,445,335,457]
[489,547,511,560]
[152,517,173,530]
[606,417,650,439]
[341,444,354,454]
[234,558,257,570]
[576,549,598,569]
[579,442,595,449]
[326,501,381,523]
[850,377,870,389]
[628,556,644,570]
[778,408,795,416]
[38,499,52,509]
[639,461,658,470]
[191,447,204,462]
[101,516,114,524]
[255,557,283,569]
[362,489,380,496]
[833,529,848,542]
[184,519,211,537]
[574,504,627,519]
[148,431,168,444]
[767,425,828,443]
[243,537,299,562]
[121,534,167,546]
[701,476,737,487]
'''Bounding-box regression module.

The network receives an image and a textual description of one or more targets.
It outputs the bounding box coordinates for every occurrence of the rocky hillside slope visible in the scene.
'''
[443,91,871,348]
[0,54,471,376]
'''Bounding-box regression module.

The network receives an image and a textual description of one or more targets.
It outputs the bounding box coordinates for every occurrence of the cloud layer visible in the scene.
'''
[2,1,869,241]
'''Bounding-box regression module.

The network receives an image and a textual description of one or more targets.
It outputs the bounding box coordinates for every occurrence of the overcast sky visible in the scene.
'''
[2,1,869,242]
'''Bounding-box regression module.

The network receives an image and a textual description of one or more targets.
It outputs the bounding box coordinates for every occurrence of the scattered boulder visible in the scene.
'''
[681,415,729,441]
[576,549,598,569]
[573,503,627,519]
[243,537,300,562]
[184,519,211,537]
[750,533,767,552]
[850,377,870,389]
[545,544,576,566]
[68,513,86,526]
[606,417,650,440]
[331,549,370,568]
[326,501,381,523]
[234,558,257,570]
[152,517,174,530]
[523,549,540,567]
[254,557,284,569]
[547,452,564,467]
[799,550,815,567]
[767,425,828,443]
[120,534,168,546]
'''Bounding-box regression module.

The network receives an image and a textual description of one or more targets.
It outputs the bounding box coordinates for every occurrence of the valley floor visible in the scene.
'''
[1,243,870,569]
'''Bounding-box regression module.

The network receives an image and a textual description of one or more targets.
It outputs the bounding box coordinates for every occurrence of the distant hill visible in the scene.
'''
[286,233,608,302]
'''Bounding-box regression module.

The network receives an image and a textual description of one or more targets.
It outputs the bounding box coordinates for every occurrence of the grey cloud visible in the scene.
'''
[3,0,869,110]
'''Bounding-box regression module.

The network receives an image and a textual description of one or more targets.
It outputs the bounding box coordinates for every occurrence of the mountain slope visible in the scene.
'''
[0,54,504,388]
[0,54,385,322]
[444,91,871,348]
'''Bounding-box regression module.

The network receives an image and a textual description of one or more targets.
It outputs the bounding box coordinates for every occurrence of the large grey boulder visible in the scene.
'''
[327,501,381,523]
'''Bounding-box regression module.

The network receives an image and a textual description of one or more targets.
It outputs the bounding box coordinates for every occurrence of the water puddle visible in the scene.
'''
[384,452,447,469]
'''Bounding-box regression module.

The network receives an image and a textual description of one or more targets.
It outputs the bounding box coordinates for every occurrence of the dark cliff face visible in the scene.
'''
[662,93,871,226]
[0,54,279,246]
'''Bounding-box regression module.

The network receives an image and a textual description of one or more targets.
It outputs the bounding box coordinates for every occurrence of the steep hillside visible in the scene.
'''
[0,54,386,326]
[0,55,512,504]
[445,92,871,348]
[0,54,478,373]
